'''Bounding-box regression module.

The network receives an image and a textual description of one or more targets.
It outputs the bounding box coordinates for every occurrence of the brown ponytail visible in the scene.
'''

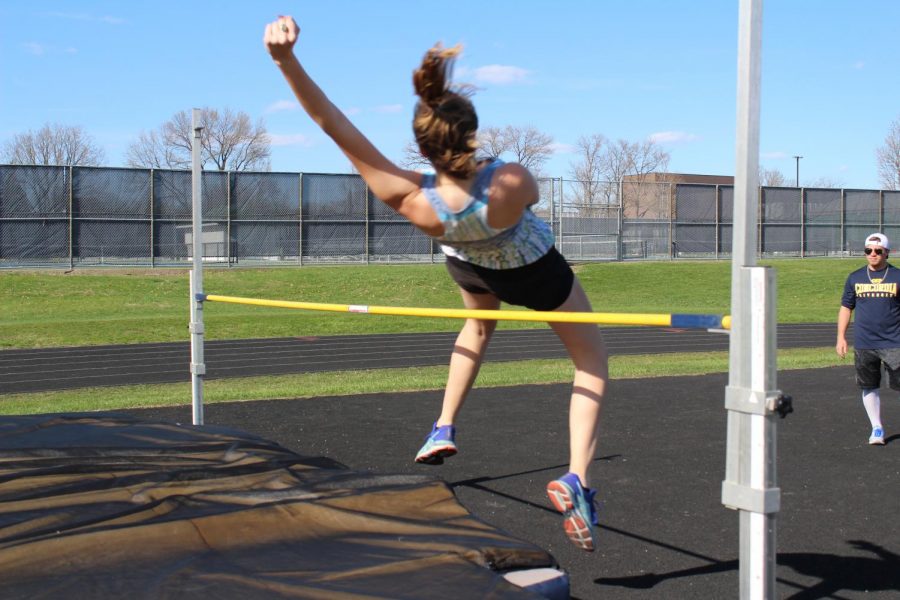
[412,44,479,179]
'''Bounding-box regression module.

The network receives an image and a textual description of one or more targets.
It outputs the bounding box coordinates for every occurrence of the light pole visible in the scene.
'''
[793,155,802,187]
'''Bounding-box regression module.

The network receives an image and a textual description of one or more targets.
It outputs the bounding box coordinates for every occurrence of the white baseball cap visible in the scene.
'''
[865,233,890,250]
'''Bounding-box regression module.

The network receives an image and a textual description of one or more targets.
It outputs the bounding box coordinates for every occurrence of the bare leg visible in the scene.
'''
[436,287,500,426]
[549,279,609,489]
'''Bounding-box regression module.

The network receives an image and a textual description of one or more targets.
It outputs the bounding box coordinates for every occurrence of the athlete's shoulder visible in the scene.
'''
[489,161,537,202]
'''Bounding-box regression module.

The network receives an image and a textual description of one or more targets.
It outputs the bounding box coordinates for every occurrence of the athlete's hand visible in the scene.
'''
[836,338,848,359]
[264,15,299,63]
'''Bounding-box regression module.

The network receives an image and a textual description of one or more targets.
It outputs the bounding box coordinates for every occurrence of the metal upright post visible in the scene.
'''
[68,166,74,270]
[189,108,206,426]
[722,2,789,599]
[840,188,846,254]
[298,173,303,265]
[716,185,721,260]
[800,187,805,258]
[365,182,370,264]
[226,171,232,267]
[558,177,564,257]
[150,169,155,268]
[549,178,556,247]
[617,180,624,261]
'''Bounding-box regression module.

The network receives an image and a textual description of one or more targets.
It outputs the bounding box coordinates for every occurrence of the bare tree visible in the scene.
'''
[804,176,844,189]
[502,125,554,173]
[599,139,668,183]
[568,134,607,207]
[126,107,271,171]
[400,140,432,171]
[402,124,555,176]
[477,126,508,160]
[601,139,670,217]
[626,139,670,181]
[876,116,900,190]
[474,125,554,174]
[759,167,788,186]
[2,123,105,166]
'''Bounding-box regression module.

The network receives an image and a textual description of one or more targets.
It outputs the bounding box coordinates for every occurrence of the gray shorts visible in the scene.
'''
[854,348,900,390]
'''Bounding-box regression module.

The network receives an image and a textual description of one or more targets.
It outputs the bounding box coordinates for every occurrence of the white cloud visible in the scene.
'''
[267,133,313,147]
[762,151,789,160]
[472,64,530,85]
[649,131,700,144]
[23,42,46,56]
[43,12,126,25]
[550,142,576,155]
[265,99,299,113]
[372,104,403,114]
[852,61,865,70]
[23,42,80,56]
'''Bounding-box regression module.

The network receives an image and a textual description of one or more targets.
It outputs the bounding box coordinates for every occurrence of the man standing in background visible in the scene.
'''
[837,232,900,445]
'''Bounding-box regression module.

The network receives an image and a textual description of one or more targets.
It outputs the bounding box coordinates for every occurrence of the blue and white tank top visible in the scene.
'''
[420,159,555,269]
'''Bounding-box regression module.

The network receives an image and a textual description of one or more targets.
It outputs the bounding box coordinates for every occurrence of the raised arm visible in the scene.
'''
[263,16,420,208]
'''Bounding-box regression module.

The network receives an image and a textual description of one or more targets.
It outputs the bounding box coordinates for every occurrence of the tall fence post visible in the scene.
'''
[669,182,676,260]
[365,182,370,264]
[68,166,74,270]
[799,187,805,258]
[840,188,846,254]
[149,169,155,268]
[227,171,233,267]
[716,184,721,260]
[298,173,303,266]
[757,185,764,258]
[558,177,564,257]
[548,178,556,246]
[617,180,624,261]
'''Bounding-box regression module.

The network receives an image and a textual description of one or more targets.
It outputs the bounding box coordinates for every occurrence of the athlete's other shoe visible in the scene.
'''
[546,472,598,552]
[869,427,885,445]
[414,423,457,464]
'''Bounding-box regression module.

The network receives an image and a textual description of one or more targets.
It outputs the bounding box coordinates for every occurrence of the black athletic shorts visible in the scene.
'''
[854,348,900,391]
[444,246,575,311]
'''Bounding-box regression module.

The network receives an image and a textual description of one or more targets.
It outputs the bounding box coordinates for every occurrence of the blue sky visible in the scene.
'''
[2,1,898,188]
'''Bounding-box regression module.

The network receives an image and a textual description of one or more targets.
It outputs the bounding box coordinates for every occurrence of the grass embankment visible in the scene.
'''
[0,259,849,414]
[1,259,846,348]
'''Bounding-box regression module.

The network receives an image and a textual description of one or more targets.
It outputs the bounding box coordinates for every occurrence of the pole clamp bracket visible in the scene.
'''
[190,362,206,375]
[725,386,792,418]
[189,322,205,335]
[721,481,781,514]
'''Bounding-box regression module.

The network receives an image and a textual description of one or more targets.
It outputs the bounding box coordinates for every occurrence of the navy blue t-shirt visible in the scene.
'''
[842,262,900,349]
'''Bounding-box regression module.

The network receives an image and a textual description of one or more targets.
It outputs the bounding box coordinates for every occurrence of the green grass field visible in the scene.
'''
[0,258,850,415]
[1,258,847,348]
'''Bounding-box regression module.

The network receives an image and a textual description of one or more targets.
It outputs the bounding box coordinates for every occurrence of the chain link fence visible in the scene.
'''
[1,164,897,268]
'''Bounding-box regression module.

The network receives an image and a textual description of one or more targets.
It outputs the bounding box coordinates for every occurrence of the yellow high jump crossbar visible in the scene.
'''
[199,293,731,330]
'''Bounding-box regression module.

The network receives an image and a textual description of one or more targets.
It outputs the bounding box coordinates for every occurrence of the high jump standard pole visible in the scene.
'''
[723,1,791,598]
[189,108,206,426]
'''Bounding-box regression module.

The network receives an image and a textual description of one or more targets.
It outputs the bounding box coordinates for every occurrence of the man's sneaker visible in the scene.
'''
[414,423,457,465]
[869,427,885,445]
[546,472,598,552]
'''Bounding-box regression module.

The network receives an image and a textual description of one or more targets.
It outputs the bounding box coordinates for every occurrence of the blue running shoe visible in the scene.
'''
[869,427,885,445]
[546,472,598,551]
[414,423,457,465]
